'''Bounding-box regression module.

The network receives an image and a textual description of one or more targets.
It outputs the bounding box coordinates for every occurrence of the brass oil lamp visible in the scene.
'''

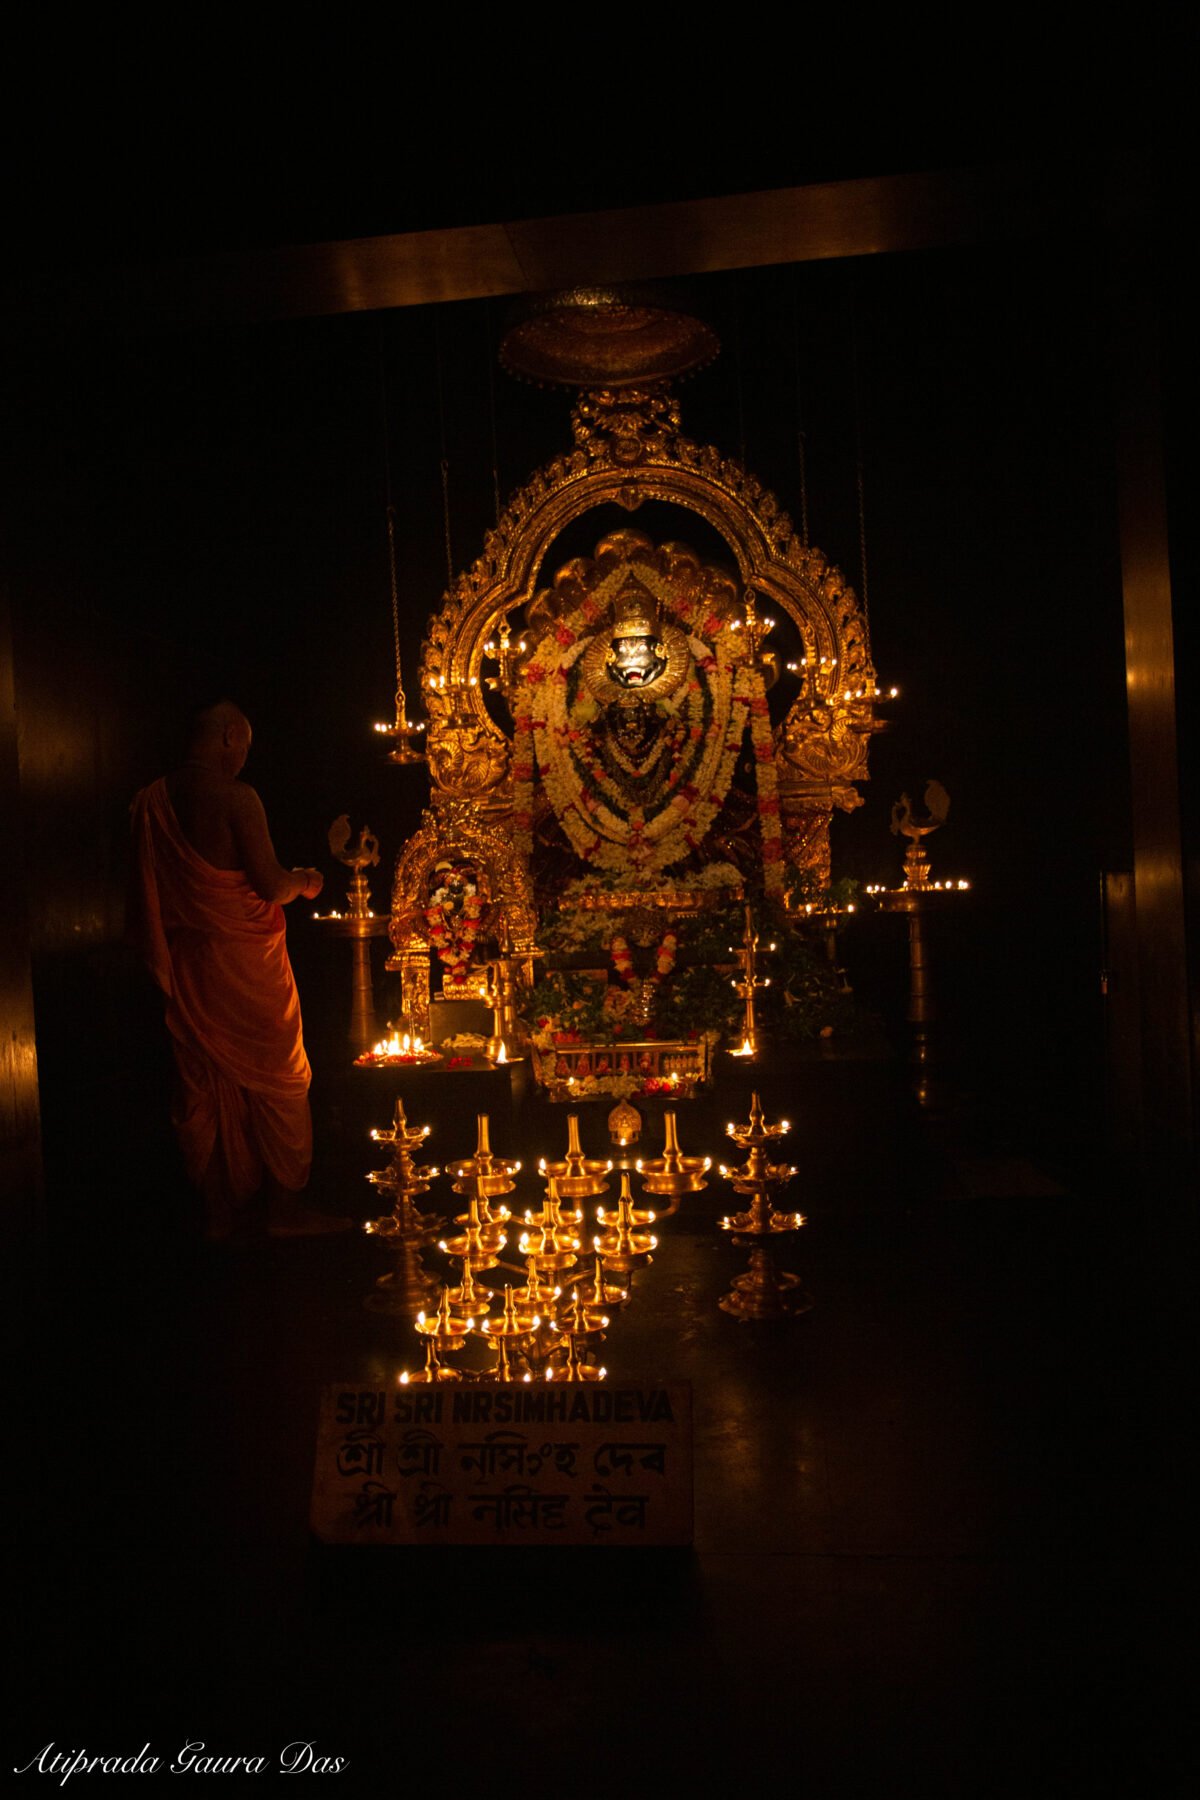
[363,1099,444,1314]
[592,1172,657,1272]
[313,817,392,1053]
[719,1092,797,1192]
[596,1183,657,1231]
[635,1108,711,1215]
[715,1094,810,1320]
[718,1185,805,1238]
[513,1253,561,1315]
[552,1329,607,1384]
[539,1114,612,1207]
[479,1281,542,1342]
[448,1114,518,1226]
[482,958,527,1065]
[727,904,775,1060]
[516,1176,582,1274]
[398,1338,461,1385]
[443,1257,495,1323]
[554,1282,612,1340]
[438,1203,506,1273]
[718,1246,812,1322]
[414,1286,476,1355]
[576,1249,629,1312]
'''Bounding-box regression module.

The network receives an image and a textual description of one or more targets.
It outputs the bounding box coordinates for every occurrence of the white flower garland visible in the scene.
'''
[517,564,755,877]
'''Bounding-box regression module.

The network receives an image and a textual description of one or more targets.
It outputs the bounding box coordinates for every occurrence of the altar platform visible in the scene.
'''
[12,1045,1189,1794]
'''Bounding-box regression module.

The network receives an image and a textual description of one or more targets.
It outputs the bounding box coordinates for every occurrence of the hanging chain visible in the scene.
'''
[733,275,748,467]
[793,272,810,548]
[850,276,872,653]
[856,455,869,623]
[386,502,406,718]
[433,312,455,587]
[379,328,408,722]
[484,304,502,527]
[439,458,454,590]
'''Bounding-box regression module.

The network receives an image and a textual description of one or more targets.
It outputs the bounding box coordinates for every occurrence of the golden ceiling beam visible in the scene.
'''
[10,162,1086,331]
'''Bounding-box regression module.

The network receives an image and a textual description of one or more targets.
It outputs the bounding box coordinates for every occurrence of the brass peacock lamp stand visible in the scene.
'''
[873,781,968,1110]
[314,816,391,1053]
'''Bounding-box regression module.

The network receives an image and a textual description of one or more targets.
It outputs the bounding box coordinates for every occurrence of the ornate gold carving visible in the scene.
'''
[400,379,878,986]
[418,388,876,802]
[780,807,834,887]
[517,530,757,878]
[424,685,510,800]
[389,801,536,967]
[572,384,683,465]
[398,953,432,1041]
[777,695,872,795]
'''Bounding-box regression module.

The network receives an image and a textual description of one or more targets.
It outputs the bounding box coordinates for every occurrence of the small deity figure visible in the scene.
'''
[425,859,487,985]
[429,859,478,916]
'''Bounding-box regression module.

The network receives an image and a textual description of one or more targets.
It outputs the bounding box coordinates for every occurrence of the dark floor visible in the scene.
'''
[11,1047,1195,1795]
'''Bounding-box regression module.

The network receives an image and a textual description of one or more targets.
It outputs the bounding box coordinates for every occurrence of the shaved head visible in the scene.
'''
[187,700,252,775]
[191,700,250,747]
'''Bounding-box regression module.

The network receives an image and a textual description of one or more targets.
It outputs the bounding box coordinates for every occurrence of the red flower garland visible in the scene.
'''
[425,890,487,978]
[610,930,679,985]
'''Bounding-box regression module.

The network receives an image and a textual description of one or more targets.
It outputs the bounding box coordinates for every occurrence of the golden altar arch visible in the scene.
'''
[388,296,882,1045]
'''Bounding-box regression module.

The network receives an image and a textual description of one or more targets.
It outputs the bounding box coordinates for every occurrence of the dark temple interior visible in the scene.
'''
[5,113,1195,1793]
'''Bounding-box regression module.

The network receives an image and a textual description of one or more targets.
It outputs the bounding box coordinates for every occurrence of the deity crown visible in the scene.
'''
[609,581,662,642]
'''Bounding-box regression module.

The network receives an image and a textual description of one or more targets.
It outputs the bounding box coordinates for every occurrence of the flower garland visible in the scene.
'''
[515,562,756,877]
[424,884,487,979]
[610,930,678,985]
[747,684,785,899]
[559,862,742,901]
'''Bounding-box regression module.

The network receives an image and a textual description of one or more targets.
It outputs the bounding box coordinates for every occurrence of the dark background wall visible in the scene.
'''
[4,221,1142,1228]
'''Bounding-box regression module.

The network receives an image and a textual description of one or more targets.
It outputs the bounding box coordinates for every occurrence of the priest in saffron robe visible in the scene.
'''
[130,702,348,1238]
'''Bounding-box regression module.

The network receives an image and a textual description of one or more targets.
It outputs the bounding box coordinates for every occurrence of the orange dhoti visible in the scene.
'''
[130,778,312,1200]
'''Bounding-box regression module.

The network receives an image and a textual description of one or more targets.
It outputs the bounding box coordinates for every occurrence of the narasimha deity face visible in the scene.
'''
[605,630,669,690]
[580,579,691,710]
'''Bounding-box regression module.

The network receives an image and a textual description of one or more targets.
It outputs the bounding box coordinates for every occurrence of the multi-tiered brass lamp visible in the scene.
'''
[727,904,775,1060]
[362,1098,444,1315]
[516,1176,583,1275]
[716,1093,810,1320]
[592,1171,658,1273]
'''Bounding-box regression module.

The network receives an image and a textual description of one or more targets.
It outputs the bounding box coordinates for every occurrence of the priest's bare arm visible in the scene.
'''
[228,783,323,905]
